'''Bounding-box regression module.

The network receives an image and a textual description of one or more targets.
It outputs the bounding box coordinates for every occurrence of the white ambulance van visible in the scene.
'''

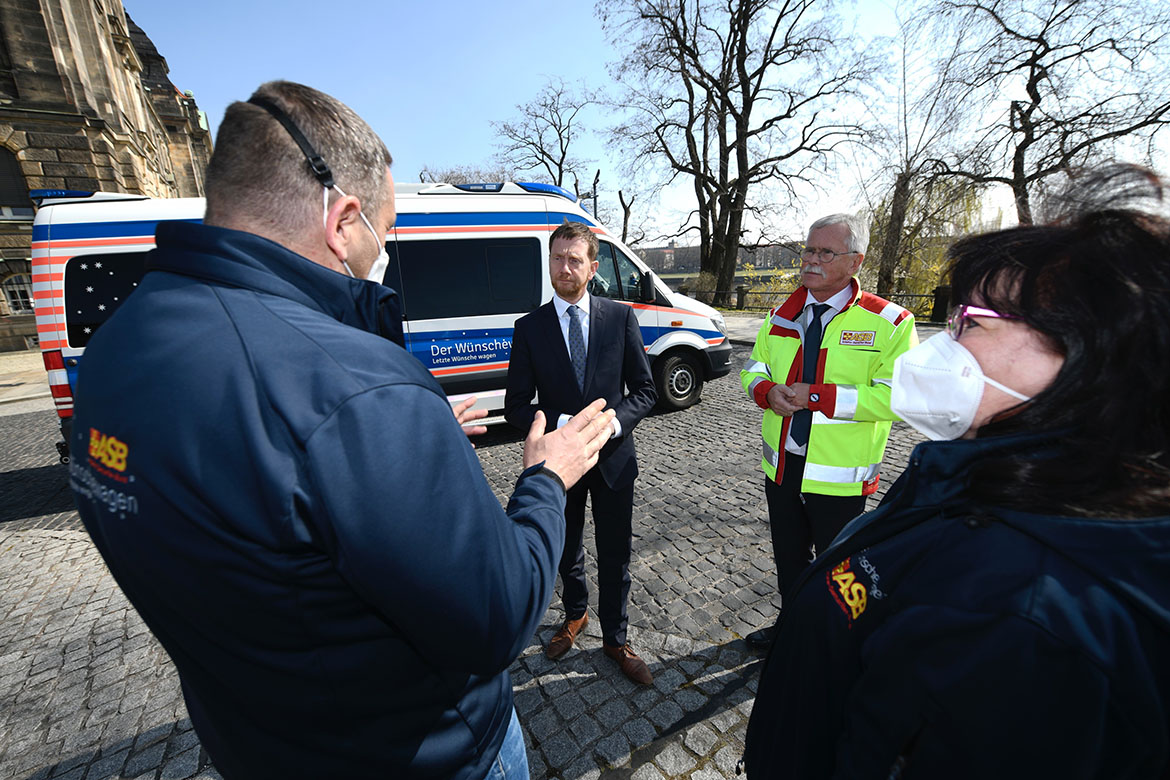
[31,182,732,461]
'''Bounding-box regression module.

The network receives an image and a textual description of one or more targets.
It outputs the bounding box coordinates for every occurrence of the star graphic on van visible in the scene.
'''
[64,252,148,348]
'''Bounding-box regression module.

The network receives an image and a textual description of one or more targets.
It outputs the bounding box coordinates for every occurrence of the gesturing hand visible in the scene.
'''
[452,396,489,445]
[522,398,616,490]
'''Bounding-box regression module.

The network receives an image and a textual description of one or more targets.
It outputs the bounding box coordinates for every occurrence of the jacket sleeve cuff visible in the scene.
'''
[807,383,836,416]
[519,461,566,494]
[753,380,777,409]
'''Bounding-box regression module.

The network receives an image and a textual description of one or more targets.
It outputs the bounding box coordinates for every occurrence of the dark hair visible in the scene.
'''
[550,220,599,262]
[948,164,1170,516]
[204,81,392,238]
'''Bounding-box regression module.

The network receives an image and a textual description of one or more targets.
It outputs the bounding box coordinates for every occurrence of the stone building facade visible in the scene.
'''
[0,0,211,350]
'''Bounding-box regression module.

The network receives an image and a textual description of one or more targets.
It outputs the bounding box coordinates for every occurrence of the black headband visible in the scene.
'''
[247,96,335,188]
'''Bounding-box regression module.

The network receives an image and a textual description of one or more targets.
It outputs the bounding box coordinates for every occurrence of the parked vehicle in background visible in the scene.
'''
[31,182,732,461]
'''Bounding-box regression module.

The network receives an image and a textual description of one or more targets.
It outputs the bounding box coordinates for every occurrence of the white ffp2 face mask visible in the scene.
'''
[891,332,1032,440]
[323,185,390,283]
[360,222,390,284]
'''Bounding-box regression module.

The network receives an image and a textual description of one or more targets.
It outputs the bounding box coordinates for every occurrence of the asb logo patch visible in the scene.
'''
[839,330,876,347]
[89,428,128,472]
[827,558,868,623]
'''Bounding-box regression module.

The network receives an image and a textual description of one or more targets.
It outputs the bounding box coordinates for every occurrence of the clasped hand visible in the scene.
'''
[766,383,811,417]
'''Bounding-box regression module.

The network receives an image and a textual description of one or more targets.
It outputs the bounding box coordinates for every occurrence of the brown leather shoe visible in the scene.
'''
[546,614,588,659]
[604,643,653,686]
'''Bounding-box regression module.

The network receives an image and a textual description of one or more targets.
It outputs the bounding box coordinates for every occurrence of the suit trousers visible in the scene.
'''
[764,453,868,602]
[560,468,635,647]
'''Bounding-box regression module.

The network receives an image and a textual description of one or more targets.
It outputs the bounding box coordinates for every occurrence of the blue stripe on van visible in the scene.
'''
[640,325,723,343]
[393,211,596,228]
[32,219,201,242]
[405,328,515,372]
[405,324,721,373]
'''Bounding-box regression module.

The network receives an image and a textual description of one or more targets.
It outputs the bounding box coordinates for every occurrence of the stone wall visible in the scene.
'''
[0,312,35,350]
[0,0,211,349]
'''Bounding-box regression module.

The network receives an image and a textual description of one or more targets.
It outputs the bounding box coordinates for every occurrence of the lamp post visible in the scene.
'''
[578,170,601,216]
[591,169,599,217]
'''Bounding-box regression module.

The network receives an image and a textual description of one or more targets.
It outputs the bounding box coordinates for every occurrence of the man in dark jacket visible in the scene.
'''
[504,221,657,685]
[69,81,614,780]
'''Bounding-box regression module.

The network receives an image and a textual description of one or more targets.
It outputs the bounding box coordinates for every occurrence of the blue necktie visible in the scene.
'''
[568,305,586,391]
[791,304,830,447]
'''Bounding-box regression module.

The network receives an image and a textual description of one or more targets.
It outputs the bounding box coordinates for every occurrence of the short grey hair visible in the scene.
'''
[808,213,869,255]
[204,81,393,238]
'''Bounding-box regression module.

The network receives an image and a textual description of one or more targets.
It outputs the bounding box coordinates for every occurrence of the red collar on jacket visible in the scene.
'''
[771,277,862,323]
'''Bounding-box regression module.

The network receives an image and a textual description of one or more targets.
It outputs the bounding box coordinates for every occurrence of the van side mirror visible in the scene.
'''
[640,271,656,303]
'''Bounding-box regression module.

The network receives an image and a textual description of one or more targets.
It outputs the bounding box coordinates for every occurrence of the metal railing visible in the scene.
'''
[675,284,951,322]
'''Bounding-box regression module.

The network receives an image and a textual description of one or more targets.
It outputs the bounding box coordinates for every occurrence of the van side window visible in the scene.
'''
[592,241,643,302]
[611,244,645,302]
[63,252,147,347]
[591,242,620,300]
[386,238,542,320]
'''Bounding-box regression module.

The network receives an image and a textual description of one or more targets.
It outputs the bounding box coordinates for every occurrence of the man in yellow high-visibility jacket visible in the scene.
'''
[741,213,918,649]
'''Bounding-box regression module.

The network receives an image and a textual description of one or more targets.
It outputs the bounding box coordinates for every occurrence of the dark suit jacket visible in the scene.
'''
[505,295,657,489]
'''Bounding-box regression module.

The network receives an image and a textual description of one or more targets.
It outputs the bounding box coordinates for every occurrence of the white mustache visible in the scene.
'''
[803,266,826,277]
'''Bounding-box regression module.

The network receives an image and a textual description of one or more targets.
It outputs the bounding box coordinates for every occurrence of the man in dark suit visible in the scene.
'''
[505,220,658,685]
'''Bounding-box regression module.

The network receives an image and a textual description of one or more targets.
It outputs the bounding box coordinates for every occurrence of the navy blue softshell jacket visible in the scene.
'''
[744,432,1170,779]
[70,221,567,780]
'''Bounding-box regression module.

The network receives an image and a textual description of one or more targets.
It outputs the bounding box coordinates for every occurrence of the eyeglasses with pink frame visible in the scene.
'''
[946,304,1021,340]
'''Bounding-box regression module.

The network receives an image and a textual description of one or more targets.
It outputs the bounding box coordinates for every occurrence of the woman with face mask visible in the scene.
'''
[742,164,1170,780]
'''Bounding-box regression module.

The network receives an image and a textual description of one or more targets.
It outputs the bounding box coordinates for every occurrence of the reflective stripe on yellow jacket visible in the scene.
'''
[741,279,918,496]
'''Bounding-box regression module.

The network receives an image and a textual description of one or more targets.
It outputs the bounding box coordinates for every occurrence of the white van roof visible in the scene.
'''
[34,181,584,207]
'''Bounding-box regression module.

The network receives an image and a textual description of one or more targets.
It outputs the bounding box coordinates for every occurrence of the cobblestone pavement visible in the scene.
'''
[1,340,927,780]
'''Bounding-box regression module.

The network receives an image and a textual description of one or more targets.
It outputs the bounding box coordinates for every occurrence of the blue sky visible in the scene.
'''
[126,1,620,188]
[127,0,873,239]
[123,1,1170,242]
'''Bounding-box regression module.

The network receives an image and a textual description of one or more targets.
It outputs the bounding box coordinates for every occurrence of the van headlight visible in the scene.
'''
[713,314,727,336]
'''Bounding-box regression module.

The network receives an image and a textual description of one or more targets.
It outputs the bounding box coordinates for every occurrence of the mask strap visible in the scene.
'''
[248,99,365,280]
[984,375,1031,402]
[248,96,335,188]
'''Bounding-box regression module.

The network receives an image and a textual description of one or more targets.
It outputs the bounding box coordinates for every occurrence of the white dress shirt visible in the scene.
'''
[552,291,592,358]
[551,292,623,437]
[784,285,854,456]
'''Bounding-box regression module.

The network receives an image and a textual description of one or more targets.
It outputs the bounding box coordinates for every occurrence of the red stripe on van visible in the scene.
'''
[430,361,509,377]
[29,236,156,250]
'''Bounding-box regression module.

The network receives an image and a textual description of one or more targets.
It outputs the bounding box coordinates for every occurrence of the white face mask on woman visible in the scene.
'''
[891,331,1033,440]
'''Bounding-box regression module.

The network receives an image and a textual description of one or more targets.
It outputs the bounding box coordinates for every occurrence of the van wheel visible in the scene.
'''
[655,353,702,410]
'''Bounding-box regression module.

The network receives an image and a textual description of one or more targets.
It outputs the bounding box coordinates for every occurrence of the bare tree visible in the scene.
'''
[492,78,596,191]
[599,0,872,305]
[417,164,516,184]
[618,189,646,246]
[863,178,986,301]
[930,0,1170,224]
[858,7,982,296]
